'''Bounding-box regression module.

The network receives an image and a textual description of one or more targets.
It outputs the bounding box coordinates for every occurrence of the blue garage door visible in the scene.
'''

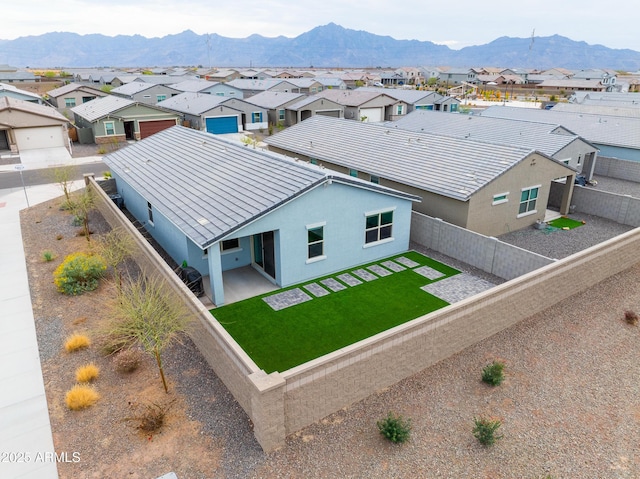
[206,116,239,134]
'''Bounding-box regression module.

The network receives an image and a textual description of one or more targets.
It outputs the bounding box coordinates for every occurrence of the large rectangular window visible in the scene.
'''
[221,238,240,252]
[365,210,393,244]
[307,226,324,259]
[64,98,76,107]
[252,112,262,123]
[518,186,540,216]
[104,121,115,136]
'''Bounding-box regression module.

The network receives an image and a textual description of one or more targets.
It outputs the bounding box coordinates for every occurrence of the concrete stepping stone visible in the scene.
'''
[368,264,392,277]
[421,273,495,303]
[337,273,362,286]
[321,278,347,292]
[381,260,406,272]
[395,256,420,268]
[263,288,312,311]
[303,282,330,297]
[352,268,378,281]
[414,265,445,280]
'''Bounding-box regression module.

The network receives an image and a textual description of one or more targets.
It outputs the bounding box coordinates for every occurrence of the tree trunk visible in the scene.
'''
[154,349,169,393]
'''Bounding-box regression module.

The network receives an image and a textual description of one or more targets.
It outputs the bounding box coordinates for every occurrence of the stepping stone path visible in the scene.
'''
[413,265,446,281]
[381,260,406,272]
[320,278,347,292]
[263,288,312,311]
[352,268,378,281]
[337,273,362,286]
[421,273,495,303]
[395,256,420,268]
[367,264,392,277]
[303,283,330,297]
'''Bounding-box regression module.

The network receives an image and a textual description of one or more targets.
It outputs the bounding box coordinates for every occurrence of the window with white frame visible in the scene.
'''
[64,98,76,107]
[252,112,262,123]
[370,175,380,184]
[349,169,358,177]
[396,104,404,115]
[365,210,393,244]
[220,238,240,252]
[518,186,540,215]
[307,225,324,259]
[492,192,509,205]
[104,121,115,136]
[278,109,285,121]
[156,94,167,101]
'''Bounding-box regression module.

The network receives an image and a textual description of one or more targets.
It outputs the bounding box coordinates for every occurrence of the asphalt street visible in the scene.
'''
[0,160,106,189]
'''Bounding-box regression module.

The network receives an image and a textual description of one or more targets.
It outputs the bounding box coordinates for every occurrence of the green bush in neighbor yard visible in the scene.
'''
[53,252,106,295]
[481,360,505,386]
[473,416,503,446]
[377,412,411,443]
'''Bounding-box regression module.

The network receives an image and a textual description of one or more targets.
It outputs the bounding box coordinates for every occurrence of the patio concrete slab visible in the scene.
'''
[303,283,330,297]
[421,273,496,303]
[352,268,378,281]
[414,265,446,281]
[381,260,406,272]
[337,273,362,287]
[368,264,392,277]
[263,288,313,311]
[395,256,420,268]
[320,278,347,292]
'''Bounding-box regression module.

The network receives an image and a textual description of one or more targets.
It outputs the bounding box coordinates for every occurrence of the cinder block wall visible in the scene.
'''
[594,156,640,182]
[571,187,640,227]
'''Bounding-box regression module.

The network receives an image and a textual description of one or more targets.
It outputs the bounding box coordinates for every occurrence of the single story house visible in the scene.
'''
[388,110,599,177]
[242,91,306,127]
[169,79,220,94]
[103,126,419,306]
[110,82,182,104]
[265,115,577,237]
[0,97,72,166]
[0,65,37,83]
[205,69,242,83]
[285,95,345,124]
[357,88,446,114]
[0,83,43,104]
[157,92,268,133]
[46,83,107,117]
[314,90,405,123]
[71,95,181,144]
[225,79,299,98]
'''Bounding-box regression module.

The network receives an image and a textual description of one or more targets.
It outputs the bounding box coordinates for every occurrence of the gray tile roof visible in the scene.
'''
[0,82,41,100]
[315,89,396,107]
[480,105,640,149]
[103,126,417,248]
[386,110,592,157]
[169,79,218,92]
[46,83,104,98]
[357,87,441,104]
[156,92,230,115]
[551,102,640,119]
[243,91,305,109]
[0,97,68,123]
[110,81,156,96]
[70,95,135,122]
[264,115,558,201]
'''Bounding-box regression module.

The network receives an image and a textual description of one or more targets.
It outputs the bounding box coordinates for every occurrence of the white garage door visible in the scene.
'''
[359,107,383,123]
[14,126,66,151]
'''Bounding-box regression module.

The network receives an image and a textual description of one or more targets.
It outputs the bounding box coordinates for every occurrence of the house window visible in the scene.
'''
[577,154,582,166]
[370,175,380,184]
[216,92,225,96]
[81,96,94,103]
[143,95,151,99]
[349,169,358,178]
[104,121,115,136]
[221,238,240,252]
[278,109,285,121]
[64,98,76,107]
[156,94,167,102]
[307,226,324,259]
[147,201,154,225]
[518,186,540,216]
[365,210,394,244]
[252,112,262,123]
[396,105,404,115]
[310,158,318,165]
[492,192,509,205]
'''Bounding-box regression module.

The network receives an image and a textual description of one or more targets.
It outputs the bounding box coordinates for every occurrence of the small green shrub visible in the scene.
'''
[53,252,106,295]
[377,412,411,443]
[481,360,505,386]
[42,251,55,262]
[473,416,503,446]
[102,171,112,179]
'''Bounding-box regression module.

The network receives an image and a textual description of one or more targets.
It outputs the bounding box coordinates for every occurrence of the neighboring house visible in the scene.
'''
[0,64,37,83]
[169,79,220,94]
[314,89,404,122]
[226,79,299,98]
[103,126,419,306]
[357,87,445,113]
[481,105,640,162]
[572,69,617,91]
[110,82,181,104]
[0,82,43,104]
[157,92,268,133]
[437,67,478,86]
[285,95,345,124]
[388,110,598,177]
[205,69,242,82]
[47,83,106,112]
[0,97,72,166]
[314,77,347,90]
[287,78,326,95]
[204,82,245,98]
[265,115,577,236]
[71,95,180,144]
[242,91,306,127]
[536,79,607,92]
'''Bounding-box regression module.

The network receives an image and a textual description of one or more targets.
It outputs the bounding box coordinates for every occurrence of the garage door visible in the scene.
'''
[359,107,383,123]
[139,119,177,139]
[316,110,341,118]
[14,126,65,150]
[206,116,239,134]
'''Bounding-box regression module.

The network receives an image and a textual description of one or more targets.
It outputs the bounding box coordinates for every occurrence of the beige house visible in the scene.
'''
[265,115,576,236]
[46,83,107,118]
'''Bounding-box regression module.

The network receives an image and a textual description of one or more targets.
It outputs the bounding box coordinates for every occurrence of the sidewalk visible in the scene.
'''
[0,180,84,479]
[0,154,104,173]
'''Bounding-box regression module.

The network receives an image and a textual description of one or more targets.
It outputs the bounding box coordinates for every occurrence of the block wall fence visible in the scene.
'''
[88,175,640,452]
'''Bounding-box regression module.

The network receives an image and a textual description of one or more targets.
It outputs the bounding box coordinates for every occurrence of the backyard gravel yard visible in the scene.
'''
[22,189,640,478]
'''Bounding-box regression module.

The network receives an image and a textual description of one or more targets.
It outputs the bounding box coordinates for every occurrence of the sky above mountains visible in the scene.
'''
[4,0,637,52]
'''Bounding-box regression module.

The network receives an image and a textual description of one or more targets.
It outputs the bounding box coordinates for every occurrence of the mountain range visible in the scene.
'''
[1,23,640,71]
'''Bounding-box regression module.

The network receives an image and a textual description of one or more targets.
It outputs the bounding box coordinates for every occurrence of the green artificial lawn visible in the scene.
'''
[547,217,585,230]
[211,251,459,373]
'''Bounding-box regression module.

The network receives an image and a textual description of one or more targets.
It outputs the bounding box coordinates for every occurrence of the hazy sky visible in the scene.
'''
[4,0,638,51]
